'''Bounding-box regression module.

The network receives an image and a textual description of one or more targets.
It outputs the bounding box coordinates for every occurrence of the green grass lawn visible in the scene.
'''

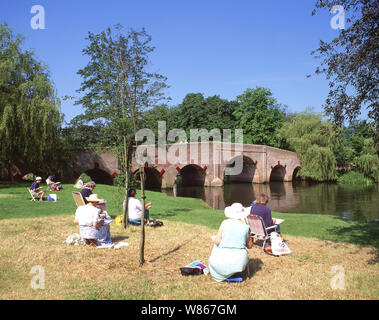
[1,181,379,249]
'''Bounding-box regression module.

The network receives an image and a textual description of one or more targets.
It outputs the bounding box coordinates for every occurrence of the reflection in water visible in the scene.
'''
[162,182,379,222]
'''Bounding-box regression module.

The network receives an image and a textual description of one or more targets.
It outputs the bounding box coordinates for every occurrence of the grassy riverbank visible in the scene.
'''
[0,182,378,300]
[1,182,378,248]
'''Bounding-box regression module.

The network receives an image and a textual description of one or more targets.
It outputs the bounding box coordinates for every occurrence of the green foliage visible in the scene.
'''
[73,25,169,199]
[172,93,237,139]
[233,87,285,147]
[312,0,379,142]
[278,110,338,181]
[337,171,373,185]
[73,25,168,148]
[349,137,379,182]
[0,23,71,179]
[79,173,92,183]
[140,105,180,142]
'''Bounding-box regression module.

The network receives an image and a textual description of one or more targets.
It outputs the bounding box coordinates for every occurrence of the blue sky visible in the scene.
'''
[1,0,345,123]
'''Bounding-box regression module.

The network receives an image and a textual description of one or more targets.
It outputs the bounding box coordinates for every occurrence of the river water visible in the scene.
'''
[162,182,379,222]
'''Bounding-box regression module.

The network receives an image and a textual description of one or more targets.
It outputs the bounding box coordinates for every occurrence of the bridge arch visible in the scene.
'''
[179,164,206,186]
[269,165,286,182]
[224,155,257,184]
[292,166,302,181]
[85,168,114,185]
[133,167,163,190]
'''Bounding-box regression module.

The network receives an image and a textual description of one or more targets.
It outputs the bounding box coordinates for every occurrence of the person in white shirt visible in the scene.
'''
[74,176,84,189]
[74,194,104,245]
[124,188,151,225]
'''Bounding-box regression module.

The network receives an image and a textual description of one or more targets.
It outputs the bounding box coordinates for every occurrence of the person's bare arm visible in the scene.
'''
[213,220,226,246]
[92,220,104,228]
[246,231,253,249]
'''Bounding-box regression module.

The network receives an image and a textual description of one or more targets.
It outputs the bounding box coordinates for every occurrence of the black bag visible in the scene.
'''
[148,220,164,227]
[179,267,203,276]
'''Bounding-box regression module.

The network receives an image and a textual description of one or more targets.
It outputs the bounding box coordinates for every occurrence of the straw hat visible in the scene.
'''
[85,194,105,203]
[224,203,250,220]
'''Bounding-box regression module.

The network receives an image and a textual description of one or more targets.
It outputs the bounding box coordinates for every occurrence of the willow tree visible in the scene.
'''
[75,25,168,265]
[0,23,68,180]
[278,110,339,181]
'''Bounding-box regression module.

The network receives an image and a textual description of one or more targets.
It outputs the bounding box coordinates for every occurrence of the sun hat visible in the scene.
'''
[85,181,96,188]
[85,194,103,203]
[224,203,250,220]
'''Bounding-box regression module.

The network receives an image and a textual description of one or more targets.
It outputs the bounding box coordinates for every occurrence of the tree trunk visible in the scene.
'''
[122,136,130,229]
[139,166,146,266]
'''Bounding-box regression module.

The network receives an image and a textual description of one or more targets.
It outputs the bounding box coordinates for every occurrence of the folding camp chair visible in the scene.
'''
[28,188,39,201]
[246,215,277,251]
[72,191,85,207]
[84,238,97,247]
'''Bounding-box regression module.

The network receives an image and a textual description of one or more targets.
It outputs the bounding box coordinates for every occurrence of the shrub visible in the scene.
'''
[79,173,92,183]
[337,171,373,185]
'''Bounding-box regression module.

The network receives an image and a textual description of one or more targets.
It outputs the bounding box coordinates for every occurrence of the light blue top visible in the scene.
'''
[218,219,249,249]
[208,219,250,282]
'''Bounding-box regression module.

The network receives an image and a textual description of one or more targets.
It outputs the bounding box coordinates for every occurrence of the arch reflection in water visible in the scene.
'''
[165,182,300,212]
[162,182,379,221]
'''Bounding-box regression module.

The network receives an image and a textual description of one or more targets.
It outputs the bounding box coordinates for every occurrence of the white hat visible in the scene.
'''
[224,203,250,220]
[85,194,104,203]
[36,176,42,181]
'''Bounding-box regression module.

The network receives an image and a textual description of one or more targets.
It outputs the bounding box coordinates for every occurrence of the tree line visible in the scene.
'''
[1,21,378,184]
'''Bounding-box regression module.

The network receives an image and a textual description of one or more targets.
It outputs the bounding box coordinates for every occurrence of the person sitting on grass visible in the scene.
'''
[124,188,152,225]
[249,193,280,234]
[30,177,46,202]
[74,194,104,246]
[74,176,84,189]
[208,203,253,282]
[46,175,62,191]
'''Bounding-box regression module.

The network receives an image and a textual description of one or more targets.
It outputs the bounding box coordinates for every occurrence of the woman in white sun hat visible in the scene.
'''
[74,194,104,246]
[208,203,253,282]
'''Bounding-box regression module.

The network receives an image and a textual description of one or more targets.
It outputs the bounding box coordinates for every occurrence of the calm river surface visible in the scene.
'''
[162,182,379,222]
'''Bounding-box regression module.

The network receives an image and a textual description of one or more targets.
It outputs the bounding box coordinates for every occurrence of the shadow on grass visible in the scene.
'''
[112,235,129,242]
[327,221,379,264]
[148,236,195,264]
[246,258,264,279]
[154,208,192,219]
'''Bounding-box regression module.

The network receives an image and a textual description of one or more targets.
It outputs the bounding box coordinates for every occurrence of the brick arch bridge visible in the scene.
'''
[72,142,301,188]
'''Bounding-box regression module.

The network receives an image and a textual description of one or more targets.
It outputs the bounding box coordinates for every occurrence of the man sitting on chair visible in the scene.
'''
[30,177,46,201]
[74,194,104,246]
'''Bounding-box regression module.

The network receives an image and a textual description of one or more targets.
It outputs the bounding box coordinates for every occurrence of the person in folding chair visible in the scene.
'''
[208,203,253,282]
[74,194,104,246]
[80,181,96,204]
[250,193,280,234]
[30,177,46,202]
